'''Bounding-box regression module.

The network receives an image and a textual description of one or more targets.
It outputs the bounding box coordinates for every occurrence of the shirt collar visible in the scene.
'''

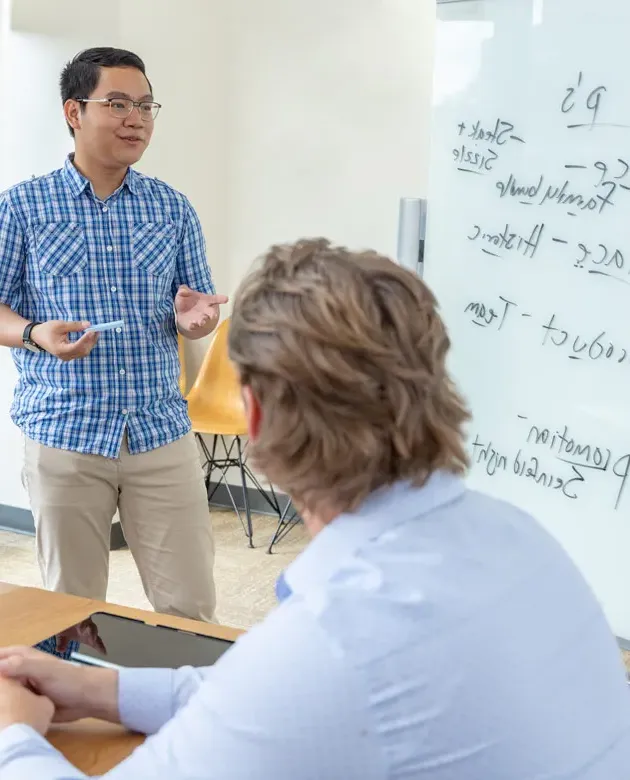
[62,154,139,198]
[283,471,466,599]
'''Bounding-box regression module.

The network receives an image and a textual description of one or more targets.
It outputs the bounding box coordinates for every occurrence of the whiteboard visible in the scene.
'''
[425,0,630,640]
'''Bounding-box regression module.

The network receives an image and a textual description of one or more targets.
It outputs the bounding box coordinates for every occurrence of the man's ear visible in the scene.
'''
[64,99,82,134]
[242,385,262,441]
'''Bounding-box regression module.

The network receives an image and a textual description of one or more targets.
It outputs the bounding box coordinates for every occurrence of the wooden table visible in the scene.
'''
[0,582,242,775]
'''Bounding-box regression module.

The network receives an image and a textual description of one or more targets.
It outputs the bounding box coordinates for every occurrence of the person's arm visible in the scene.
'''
[173,199,227,340]
[0,195,28,347]
[173,199,216,299]
[0,304,29,348]
[116,665,210,735]
[0,654,210,780]
[0,648,209,735]
[0,601,383,780]
[0,196,98,359]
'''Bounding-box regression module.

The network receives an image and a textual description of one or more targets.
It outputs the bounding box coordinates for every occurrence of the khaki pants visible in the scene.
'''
[22,432,216,623]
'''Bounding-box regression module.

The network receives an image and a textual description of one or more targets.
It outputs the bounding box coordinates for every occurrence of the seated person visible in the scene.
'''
[0,238,629,779]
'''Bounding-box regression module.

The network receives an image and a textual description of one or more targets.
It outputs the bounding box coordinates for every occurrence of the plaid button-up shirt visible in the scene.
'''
[0,156,215,457]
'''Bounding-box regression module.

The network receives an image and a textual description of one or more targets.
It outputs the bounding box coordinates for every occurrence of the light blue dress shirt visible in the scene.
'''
[1,472,630,778]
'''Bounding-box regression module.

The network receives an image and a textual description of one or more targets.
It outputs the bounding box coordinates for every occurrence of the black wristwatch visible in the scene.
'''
[22,322,45,353]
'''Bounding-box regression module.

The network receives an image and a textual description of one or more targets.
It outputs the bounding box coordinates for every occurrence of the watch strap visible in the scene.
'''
[23,322,44,351]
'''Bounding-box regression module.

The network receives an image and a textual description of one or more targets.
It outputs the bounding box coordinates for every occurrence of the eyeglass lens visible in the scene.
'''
[109,99,160,121]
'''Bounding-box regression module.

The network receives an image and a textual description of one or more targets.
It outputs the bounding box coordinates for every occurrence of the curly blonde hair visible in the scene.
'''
[228,238,470,515]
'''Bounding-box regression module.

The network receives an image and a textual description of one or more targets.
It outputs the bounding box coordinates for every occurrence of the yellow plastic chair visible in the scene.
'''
[186,318,281,547]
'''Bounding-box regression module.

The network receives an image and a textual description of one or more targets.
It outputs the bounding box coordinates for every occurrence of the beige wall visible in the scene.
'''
[0,0,435,506]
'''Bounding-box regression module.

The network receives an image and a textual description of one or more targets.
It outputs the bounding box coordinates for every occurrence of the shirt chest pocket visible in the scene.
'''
[33,222,88,276]
[132,222,177,277]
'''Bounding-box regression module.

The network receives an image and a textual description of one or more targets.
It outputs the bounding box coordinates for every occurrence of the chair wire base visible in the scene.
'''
[196,433,281,548]
[266,501,301,554]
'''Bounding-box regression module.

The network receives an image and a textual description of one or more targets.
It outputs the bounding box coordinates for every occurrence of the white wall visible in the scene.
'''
[0,0,90,508]
[120,0,230,302]
[10,0,118,38]
[224,0,434,291]
[0,0,435,508]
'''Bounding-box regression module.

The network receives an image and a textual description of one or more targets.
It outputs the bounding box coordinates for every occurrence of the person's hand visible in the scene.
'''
[31,321,99,361]
[56,618,107,655]
[0,676,54,735]
[0,647,119,724]
[175,286,229,333]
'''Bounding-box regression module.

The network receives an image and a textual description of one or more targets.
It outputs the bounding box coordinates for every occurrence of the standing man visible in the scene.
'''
[0,48,225,622]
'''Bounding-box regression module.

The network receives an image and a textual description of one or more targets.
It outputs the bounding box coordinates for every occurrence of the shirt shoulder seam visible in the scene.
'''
[0,189,27,234]
[135,172,188,201]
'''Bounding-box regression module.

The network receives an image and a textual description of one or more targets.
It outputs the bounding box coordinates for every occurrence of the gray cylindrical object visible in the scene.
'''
[396,197,426,276]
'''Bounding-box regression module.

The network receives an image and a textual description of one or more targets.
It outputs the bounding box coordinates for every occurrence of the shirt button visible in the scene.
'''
[106,245,113,252]
[119,369,126,376]
[111,286,117,293]
[115,327,122,334]
[102,206,109,213]
[122,409,128,416]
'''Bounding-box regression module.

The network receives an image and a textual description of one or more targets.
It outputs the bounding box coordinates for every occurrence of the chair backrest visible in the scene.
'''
[186,318,247,428]
[178,334,187,396]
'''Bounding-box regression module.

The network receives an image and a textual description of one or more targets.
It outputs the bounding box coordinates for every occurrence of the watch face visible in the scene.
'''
[23,340,41,353]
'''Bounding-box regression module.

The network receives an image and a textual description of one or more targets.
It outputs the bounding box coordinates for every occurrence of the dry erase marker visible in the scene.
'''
[84,320,124,333]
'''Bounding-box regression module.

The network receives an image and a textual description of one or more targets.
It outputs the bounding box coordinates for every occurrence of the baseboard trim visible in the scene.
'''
[0,504,33,536]
[0,505,127,551]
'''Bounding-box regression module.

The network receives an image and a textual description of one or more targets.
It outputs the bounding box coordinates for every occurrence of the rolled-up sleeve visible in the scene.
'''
[0,195,25,310]
[172,199,215,297]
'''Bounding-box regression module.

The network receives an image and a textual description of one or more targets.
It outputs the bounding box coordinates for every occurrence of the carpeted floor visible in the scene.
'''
[0,509,309,630]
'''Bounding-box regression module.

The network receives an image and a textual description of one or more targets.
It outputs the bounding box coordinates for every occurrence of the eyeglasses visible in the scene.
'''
[75,98,161,121]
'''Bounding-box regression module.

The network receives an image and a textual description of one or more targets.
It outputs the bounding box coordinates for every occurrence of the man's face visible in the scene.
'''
[70,66,155,168]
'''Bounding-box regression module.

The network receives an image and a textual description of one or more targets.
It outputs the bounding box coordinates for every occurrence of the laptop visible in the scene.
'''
[36,611,233,669]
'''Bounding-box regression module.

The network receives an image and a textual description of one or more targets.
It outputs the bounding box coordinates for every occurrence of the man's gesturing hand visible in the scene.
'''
[31,321,98,361]
[0,646,119,725]
[175,286,228,334]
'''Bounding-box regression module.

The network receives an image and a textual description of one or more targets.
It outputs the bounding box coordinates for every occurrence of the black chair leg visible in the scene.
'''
[268,501,299,553]
[196,433,217,494]
[236,436,254,547]
[209,435,217,480]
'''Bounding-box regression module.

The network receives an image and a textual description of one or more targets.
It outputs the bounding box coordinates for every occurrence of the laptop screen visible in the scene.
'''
[36,611,233,669]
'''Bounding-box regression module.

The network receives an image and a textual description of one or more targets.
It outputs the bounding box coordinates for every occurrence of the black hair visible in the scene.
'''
[60,47,152,136]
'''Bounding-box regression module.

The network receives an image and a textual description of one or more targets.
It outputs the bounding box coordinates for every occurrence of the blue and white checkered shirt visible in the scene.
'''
[0,156,214,458]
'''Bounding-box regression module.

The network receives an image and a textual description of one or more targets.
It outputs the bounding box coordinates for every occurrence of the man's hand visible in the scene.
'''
[0,676,54,735]
[175,286,228,337]
[31,321,99,361]
[0,647,119,724]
